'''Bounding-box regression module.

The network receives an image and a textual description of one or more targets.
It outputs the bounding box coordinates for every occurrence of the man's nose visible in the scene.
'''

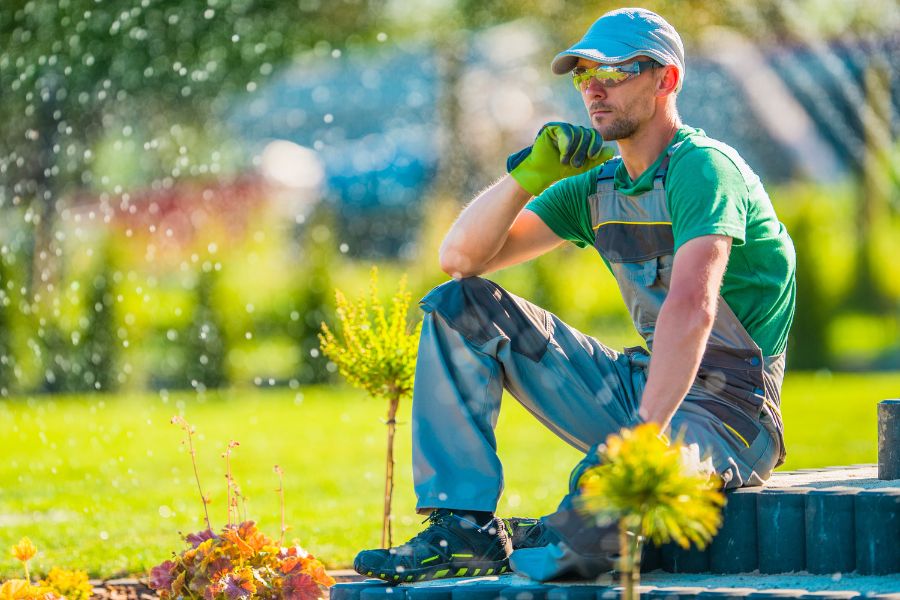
[582,78,608,98]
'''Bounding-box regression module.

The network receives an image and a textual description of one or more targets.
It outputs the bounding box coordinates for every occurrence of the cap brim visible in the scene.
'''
[551,36,655,74]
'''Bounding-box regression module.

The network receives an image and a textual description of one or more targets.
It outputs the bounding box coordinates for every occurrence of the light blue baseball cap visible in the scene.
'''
[551,7,685,92]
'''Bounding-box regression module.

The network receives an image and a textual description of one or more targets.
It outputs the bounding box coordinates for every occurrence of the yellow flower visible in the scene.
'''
[10,538,37,563]
[39,567,93,600]
[0,579,29,600]
[0,579,58,600]
[578,423,725,550]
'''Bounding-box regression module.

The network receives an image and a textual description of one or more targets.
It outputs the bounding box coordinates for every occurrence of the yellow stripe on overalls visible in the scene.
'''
[723,423,750,448]
[593,220,672,230]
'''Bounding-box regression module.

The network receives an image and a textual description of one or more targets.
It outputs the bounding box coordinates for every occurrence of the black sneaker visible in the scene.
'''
[353,510,512,583]
[503,517,561,550]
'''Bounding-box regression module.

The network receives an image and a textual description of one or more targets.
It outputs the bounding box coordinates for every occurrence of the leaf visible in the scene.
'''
[221,569,256,600]
[148,561,177,592]
[185,529,217,548]
[282,573,322,600]
[318,268,421,402]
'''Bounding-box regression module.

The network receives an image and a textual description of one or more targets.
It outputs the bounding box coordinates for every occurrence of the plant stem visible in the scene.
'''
[225,447,233,527]
[382,394,400,548]
[632,533,644,599]
[618,522,638,600]
[275,465,286,546]
[182,420,213,533]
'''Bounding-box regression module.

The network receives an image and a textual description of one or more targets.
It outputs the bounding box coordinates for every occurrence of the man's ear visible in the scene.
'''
[656,65,680,96]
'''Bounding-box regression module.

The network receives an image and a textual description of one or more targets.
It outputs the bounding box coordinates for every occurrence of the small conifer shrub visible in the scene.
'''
[319,267,422,548]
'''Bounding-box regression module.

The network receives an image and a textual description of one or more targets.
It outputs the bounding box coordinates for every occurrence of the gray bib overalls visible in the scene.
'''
[411,150,785,522]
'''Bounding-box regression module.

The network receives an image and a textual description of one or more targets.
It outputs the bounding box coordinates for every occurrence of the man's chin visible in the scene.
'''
[594,125,622,141]
[594,120,637,142]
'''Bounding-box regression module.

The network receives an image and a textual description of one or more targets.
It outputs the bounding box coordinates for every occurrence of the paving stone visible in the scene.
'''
[854,489,900,575]
[499,585,555,600]
[696,587,757,599]
[362,586,409,600]
[546,584,611,600]
[644,543,664,572]
[331,580,392,600]
[597,586,656,600]
[757,489,811,574]
[451,583,510,600]
[710,489,758,574]
[406,586,458,600]
[805,488,859,574]
[646,586,708,600]
[661,543,710,574]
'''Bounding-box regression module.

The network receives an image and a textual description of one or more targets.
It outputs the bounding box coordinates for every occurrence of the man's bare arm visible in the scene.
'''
[439,175,564,279]
[638,234,733,429]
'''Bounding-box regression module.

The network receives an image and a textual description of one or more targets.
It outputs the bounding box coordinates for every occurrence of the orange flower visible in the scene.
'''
[10,538,37,563]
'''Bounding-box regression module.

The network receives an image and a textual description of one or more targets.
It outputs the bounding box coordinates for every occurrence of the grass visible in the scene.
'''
[1,371,897,579]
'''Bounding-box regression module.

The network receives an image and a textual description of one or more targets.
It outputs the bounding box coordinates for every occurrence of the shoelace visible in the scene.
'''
[396,511,453,551]
[403,511,493,552]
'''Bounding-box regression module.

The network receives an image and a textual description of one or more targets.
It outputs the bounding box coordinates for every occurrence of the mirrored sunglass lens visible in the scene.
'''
[594,68,629,82]
[573,67,630,89]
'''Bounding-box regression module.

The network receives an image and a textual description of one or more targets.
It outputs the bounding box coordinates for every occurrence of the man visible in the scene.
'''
[354,7,795,583]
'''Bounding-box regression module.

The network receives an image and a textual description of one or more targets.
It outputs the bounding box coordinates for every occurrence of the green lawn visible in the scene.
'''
[1,371,897,579]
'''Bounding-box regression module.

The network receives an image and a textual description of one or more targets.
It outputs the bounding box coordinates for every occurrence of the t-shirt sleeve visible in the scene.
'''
[524,169,596,249]
[666,146,748,251]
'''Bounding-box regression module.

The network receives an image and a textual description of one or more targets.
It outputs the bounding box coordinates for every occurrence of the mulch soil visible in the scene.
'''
[88,571,364,599]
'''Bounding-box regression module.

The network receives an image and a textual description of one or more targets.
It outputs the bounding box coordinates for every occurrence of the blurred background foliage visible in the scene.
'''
[0,0,898,398]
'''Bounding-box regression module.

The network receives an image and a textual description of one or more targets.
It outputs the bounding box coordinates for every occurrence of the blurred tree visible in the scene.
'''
[787,213,832,369]
[185,267,228,391]
[79,241,119,392]
[40,324,78,393]
[849,58,894,312]
[0,254,16,396]
[0,0,387,294]
[287,205,337,384]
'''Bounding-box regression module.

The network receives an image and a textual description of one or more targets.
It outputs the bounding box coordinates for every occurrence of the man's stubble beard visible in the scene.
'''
[594,114,640,141]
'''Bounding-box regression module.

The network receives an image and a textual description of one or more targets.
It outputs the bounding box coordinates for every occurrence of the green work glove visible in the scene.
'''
[507,122,612,196]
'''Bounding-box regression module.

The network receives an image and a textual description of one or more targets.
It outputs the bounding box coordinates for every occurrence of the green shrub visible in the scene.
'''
[319,267,422,548]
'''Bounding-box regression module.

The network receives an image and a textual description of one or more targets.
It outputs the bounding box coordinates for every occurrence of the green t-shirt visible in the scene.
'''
[525,126,796,357]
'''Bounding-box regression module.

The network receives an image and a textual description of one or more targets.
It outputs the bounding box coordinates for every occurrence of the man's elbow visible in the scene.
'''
[439,245,481,280]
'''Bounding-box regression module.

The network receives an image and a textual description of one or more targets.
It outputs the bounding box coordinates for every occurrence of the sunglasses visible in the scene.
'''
[571,61,661,91]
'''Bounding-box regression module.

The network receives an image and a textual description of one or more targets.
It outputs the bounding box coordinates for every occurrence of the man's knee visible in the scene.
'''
[420,277,500,344]
[419,277,550,361]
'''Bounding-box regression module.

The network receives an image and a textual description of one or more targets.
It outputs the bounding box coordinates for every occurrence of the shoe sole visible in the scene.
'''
[359,559,511,583]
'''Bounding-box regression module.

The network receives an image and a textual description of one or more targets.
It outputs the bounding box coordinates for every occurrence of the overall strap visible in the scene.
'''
[596,156,622,182]
[654,140,684,183]
[598,141,683,186]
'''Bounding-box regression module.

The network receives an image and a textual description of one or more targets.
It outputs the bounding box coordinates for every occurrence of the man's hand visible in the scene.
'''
[507,122,613,196]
